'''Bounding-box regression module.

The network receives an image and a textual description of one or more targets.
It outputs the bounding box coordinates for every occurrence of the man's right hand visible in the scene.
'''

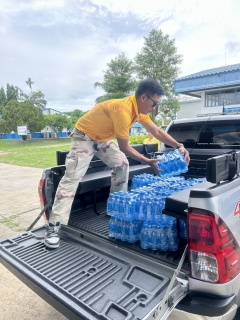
[145,158,162,176]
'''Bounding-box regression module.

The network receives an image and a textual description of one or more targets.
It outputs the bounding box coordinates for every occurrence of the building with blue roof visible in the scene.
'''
[130,122,146,135]
[41,107,70,136]
[174,63,240,118]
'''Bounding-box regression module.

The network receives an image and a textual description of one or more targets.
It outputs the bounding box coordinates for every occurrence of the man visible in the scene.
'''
[44,78,190,248]
[143,131,160,150]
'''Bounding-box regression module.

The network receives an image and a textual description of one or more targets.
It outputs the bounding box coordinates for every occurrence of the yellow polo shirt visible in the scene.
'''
[75,95,151,142]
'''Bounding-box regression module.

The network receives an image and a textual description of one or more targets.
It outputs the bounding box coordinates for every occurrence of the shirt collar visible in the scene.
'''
[131,95,139,115]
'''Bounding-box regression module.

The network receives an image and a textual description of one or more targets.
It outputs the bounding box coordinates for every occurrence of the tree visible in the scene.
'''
[64,109,87,125]
[0,86,7,114]
[0,84,19,114]
[6,83,19,102]
[158,97,180,124]
[17,78,47,108]
[134,29,182,122]
[94,52,137,104]
[0,100,44,135]
[18,89,47,108]
[43,114,72,136]
[26,78,34,93]
[0,80,47,115]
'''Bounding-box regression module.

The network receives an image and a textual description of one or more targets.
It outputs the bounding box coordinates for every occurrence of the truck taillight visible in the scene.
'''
[188,208,240,283]
[38,179,49,221]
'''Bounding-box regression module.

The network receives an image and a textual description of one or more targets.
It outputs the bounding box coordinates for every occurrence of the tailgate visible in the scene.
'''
[0,225,188,320]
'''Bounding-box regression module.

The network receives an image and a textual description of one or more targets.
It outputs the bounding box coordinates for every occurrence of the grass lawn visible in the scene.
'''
[0,138,71,168]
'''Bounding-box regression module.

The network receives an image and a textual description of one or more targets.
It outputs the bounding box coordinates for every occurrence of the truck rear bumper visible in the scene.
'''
[168,296,237,320]
[169,304,237,320]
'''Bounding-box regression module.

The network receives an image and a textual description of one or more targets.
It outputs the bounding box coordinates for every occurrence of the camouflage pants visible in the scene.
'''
[50,128,129,224]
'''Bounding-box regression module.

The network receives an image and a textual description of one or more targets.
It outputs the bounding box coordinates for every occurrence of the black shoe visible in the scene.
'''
[44,222,60,248]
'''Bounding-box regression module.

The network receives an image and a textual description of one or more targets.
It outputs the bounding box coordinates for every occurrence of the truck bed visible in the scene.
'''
[0,207,188,320]
[68,202,189,272]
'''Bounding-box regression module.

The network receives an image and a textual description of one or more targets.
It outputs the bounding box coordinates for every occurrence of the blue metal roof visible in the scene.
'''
[174,63,240,94]
[132,122,143,128]
[177,63,240,80]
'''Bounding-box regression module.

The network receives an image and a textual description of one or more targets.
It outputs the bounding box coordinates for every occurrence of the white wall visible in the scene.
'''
[41,126,68,133]
[177,99,202,119]
[42,109,62,115]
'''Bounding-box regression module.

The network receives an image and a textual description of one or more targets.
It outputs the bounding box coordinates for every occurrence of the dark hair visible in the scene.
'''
[135,78,164,98]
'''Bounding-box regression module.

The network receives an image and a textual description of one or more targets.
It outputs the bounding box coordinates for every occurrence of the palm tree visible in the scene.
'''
[18,89,47,108]
[26,78,34,93]
[17,78,47,108]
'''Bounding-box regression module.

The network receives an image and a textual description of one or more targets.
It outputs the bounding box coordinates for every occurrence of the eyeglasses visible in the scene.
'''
[146,94,159,108]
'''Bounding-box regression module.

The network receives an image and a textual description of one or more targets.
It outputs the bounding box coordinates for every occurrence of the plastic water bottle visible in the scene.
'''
[140,221,150,249]
[138,198,146,221]
[175,149,188,174]
[167,152,176,177]
[146,199,153,222]
[115,218,122,240]
[108,214,115,238]
[158,220,168,251]
[128,218,137,243]
[125,199,137,243]
[131,199,137,221]
[113,194,120,217]
[121,196,130,242]
[124,196,132,220]
[121,219,128,242]
[107,193,115,216]
[150,221,158,250]
[171,150,181,175]
[136,220,142,241]
[179,219,188,239]
[157,154,168,178]
[167,218,179,251]
[171,151,185,177]
[152,199,162,223]
[118,195,125,220]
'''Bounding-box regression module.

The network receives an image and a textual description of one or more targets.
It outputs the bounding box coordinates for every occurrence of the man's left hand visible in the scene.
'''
[179,145,190,164]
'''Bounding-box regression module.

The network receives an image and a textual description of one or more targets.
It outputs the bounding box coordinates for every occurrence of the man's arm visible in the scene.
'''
[143,121,190,163]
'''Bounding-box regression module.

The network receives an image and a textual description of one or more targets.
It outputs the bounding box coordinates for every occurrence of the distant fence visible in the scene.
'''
[1,132,68,139]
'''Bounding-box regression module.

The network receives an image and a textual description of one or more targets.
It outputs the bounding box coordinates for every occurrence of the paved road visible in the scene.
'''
[0,163,240,320]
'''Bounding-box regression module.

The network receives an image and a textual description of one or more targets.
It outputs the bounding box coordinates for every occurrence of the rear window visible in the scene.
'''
[165,119,240,149]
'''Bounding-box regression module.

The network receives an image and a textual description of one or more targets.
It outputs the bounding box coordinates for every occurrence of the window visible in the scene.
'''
[166,123,204,148]
[165,119,240,150]
[221,90,235,105]
[195,120,240,149]
[237,89,240,104]
[206,92,219,107]
[205,89,239,107]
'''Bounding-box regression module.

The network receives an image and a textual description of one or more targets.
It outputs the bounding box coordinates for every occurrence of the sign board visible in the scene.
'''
[17,125,27,136]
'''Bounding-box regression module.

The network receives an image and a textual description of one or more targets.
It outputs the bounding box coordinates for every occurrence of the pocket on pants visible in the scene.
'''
[65,155,78,179]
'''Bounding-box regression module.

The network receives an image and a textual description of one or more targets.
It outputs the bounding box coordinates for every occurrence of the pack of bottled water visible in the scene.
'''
[156,149,188,178]
[179,219,188,239]
[107,173,206,251]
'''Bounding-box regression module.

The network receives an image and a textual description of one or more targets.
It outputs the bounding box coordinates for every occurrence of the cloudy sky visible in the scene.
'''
[1,0,240,112]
